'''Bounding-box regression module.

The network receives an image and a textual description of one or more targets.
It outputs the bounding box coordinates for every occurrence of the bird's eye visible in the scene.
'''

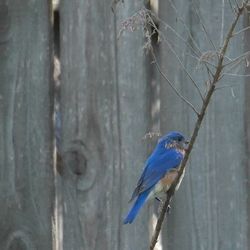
[177,137,182,142]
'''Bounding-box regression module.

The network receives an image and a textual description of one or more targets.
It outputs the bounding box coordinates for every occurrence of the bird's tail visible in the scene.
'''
[123,189,151,224]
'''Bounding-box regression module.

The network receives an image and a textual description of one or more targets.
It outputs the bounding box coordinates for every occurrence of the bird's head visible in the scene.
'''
[158,131,189,150]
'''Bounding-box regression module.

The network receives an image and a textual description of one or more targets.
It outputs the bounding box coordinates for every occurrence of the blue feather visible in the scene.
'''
[123,131,186,224]
[123,188,151,224]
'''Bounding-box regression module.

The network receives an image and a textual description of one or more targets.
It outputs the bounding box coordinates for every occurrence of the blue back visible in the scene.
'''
[129,132,184,201]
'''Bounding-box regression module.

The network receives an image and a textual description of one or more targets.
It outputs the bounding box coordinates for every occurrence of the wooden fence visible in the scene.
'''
[0,0,249,249]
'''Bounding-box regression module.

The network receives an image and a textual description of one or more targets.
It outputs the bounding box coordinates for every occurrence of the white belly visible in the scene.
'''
[148,168,186,201]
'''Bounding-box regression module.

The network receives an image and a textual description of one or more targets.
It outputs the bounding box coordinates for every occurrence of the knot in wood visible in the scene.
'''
[62,140,96,191]
[62,145,87,177]
[6,230,35,250]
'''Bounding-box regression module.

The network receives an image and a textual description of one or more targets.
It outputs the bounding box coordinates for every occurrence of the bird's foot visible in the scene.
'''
[155,196,171,214]
[167,204,171,214]
[155,197,163,203]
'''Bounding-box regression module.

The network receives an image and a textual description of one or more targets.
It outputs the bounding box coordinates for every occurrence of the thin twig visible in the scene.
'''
[185,53,216,84]
[147,8,211,96]
[166,40,205,101]
[192,4,218,53]
[161,1,219,93]
[147,15,214,79]
[142,132,161,140]
[223,51,250,67]
[205,68,213,90]
[145,13,204,101]
[224,55,233,62]
[222,72,250,77]
[147,11,201,58]
[228,0,237,14]
[233,25,250,36]
[234,0,240,8]
[149,4,245,250]
[219,53,250,81]
[151,49,200,116]
[220,0,225,46]
[215,81,249,90]
[154,33,205,101]
[215,84,236,90]
[168,0,203,56]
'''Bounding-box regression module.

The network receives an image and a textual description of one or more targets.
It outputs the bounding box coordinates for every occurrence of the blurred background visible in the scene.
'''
[0,0,249,249]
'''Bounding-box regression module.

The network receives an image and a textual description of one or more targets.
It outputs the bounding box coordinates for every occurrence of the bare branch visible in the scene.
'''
[157,33,205,101]
[149,4,245,250]
[223,51,250,67]
[168,0,203,55]
[215,84,236,90]
[183,53,216,83]
[222,72,250,77]
[220,0,225,46]
[234,0,240,8]
[151,49,200,116]
[205,68,214,89]
[215,81,249,90]
[144,12,205,101]
[117,9,148,39]
[187,53,215,67]
[142,132,161,140]
[233,25,250,36]
[147,11,201,58]
[219,52,250,81]
[119,7,210,100]
[224,55,233,62]
[192,4,218,53]
[228,0,237,14]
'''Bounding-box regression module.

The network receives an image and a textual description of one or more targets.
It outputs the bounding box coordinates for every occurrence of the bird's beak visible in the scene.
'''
[184,140,189,145]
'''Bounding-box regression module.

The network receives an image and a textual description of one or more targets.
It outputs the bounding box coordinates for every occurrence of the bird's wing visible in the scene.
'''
[129,149,183,201]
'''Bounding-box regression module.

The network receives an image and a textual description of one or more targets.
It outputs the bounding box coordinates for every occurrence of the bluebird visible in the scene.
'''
[123,131,188,224]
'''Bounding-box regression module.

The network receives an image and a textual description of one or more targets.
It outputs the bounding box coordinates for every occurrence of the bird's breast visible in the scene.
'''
[149,167,186,200]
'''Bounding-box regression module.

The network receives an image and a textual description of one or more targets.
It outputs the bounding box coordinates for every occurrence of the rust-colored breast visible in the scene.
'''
[160,170,179,191]
[156,148,186,194]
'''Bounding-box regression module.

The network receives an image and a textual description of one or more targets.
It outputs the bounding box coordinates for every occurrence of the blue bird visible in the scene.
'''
[123,131,188,224]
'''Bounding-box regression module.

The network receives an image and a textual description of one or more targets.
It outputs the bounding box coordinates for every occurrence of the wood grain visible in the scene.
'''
[0,1,53,249]
[59,0,150,249]
[159,1,249,250]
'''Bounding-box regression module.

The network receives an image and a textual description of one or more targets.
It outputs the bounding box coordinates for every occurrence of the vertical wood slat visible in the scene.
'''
[159,1,249,250]
[0,1,53,249]
[243,7,250,249]
[60,1,118,249]
[116,2,151,250]
[59,0,150,249]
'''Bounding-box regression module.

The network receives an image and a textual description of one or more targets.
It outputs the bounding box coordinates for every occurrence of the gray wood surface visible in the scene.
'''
[60,0,150,249]
[159,1,249,249]
[116,2,152,250]
[0,1,53,249]
[1,0,249,249]
[243,7,250,249]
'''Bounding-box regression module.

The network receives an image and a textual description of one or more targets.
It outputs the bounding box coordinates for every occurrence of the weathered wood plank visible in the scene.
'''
[243,7,250,249]
[60,1,119,249]
[159,1,249,249]
[60,0,150,249]
[116,2,151,250]
[0,1,53,249]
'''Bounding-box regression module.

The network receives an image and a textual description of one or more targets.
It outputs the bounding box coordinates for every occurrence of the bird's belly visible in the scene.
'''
[148,168,186,200]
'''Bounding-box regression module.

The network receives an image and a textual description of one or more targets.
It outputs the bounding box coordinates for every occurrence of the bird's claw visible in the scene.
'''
[155,197,162,203]
[167,204,171,214]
